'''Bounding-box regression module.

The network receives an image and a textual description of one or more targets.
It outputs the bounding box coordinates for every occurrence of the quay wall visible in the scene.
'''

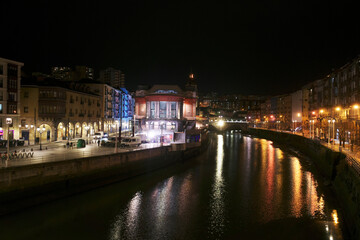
[248,128,360,239]
[0,142,205,215]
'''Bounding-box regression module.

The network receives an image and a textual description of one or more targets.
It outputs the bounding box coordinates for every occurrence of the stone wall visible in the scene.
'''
[0,142,207,215]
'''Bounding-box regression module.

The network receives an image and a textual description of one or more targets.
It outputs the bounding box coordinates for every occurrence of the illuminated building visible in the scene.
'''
[20,85,102,143]
[135,84,197,142]
[0,57,24,140]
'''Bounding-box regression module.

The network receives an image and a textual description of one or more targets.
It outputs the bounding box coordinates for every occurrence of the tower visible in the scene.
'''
[185,72,198,92]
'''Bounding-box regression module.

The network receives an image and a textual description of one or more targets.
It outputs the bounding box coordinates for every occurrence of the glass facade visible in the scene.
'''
[159,101,166,118]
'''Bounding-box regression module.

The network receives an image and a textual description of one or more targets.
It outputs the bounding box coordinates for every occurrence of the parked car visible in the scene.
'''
[120,136,141,147]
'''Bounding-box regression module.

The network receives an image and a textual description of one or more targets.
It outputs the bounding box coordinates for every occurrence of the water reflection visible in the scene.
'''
[209,134,226,238]
[0,132,345,240]
[110,192,142,240]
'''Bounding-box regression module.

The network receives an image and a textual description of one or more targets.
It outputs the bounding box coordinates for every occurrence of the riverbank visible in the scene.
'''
[0,140,207,216]
[248,127,360,240]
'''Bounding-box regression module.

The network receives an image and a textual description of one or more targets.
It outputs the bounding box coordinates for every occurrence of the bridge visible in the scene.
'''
[208,119,249,132]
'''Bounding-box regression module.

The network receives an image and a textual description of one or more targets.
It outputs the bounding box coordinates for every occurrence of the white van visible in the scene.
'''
[120,136,141,147]
[93,132,104,139]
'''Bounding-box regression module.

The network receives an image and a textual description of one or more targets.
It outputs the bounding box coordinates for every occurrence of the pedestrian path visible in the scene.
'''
[0,142,166,168]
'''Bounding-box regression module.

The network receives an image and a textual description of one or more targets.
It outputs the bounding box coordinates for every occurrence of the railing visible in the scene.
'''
[344,156,360,176]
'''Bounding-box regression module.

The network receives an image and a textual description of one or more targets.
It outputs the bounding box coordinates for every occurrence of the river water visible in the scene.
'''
[0,132,346,239]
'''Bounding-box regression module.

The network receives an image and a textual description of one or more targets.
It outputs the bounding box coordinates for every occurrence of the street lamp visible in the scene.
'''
[328,119,331,144]
[37,125,46,150]
[84,125,90,144]
[115,120,119,152]
[309,120,314,139]
[332,119,336,144]
[6,118,12,161]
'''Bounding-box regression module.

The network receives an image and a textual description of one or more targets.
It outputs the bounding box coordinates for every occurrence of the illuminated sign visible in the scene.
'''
[154,90,177,94]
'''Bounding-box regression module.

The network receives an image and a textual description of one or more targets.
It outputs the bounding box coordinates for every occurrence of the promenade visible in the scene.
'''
[0,140,166,168]
[262,127,360,176]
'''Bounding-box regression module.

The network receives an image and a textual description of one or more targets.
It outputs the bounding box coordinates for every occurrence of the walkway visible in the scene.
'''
[257,127,360,176]
[0,141,167,169]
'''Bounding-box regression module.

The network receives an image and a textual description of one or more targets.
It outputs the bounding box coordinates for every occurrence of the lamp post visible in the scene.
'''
[6,118,12,161]
[132,114,135,137]
[332,119,336,145]
[84,125,90,144]
[115,120,119,153]
[328,119,331,144]
[37,125,45,150]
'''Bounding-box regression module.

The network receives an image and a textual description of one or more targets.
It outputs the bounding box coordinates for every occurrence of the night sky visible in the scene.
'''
[2,0,360,95]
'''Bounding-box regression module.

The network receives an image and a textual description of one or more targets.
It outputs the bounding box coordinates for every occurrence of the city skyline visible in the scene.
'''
[2,0,360,95]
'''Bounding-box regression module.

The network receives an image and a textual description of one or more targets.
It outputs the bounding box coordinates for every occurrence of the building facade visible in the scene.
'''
[83,83,134,135]
[0,57,24,140]
[20,85,102,144]
[135,85,197,142]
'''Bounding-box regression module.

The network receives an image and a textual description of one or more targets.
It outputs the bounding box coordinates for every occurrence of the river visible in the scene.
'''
[0,131,346,239]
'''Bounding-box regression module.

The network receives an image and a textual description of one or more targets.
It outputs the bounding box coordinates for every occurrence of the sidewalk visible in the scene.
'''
[0,142,167,169]
[260,127,360,175]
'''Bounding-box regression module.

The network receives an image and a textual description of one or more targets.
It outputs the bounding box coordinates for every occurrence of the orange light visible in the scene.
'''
[320,109,324,113]
[312,111,316,115]
[336,107,341,111]
[354,105,359,109]
[297,113,301,117]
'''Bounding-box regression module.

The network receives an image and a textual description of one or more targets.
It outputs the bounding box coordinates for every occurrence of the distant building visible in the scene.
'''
[291,90,302,128]
[99,67,125,89]
[74,66,94,80]
[0,57,24,140]
[51,66,94,81]
[51,67,72,81]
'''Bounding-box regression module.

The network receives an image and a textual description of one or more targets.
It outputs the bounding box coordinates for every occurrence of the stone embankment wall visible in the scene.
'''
[0,142,206,216]
[248,128,360,239]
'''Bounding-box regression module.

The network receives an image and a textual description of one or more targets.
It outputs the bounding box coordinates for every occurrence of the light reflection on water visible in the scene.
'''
[0,132,345,240]
[208,134,226,238]
[110,192,142,240]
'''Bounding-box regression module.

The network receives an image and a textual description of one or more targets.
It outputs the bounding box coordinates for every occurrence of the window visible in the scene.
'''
[0,104,2,113]
[0,65,3,75]
[0,91,2,101]
[150,101,156,118]
[171,102,176,118]
[0,77,3,88]
[159,101,166,118]
[24,107,28,113]
[24,91,29,98]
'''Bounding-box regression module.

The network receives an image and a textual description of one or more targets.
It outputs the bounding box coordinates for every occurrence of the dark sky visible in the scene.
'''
[2,0,360,95]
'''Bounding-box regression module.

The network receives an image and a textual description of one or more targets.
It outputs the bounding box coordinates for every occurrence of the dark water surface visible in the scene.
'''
[0,132,345,239]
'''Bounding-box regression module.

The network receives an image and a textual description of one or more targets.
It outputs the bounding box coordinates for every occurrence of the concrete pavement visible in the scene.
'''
[0,140,167,168]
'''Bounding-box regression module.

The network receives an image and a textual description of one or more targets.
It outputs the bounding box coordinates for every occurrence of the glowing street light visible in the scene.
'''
[37,125,46,150]
[6,118,12,161]
[217,119,225,128]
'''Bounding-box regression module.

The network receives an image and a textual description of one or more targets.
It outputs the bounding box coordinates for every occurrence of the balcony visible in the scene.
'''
[79,113,85,117]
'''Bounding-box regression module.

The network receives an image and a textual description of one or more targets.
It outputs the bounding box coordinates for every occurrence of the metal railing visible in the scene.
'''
[344,156,360,176]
